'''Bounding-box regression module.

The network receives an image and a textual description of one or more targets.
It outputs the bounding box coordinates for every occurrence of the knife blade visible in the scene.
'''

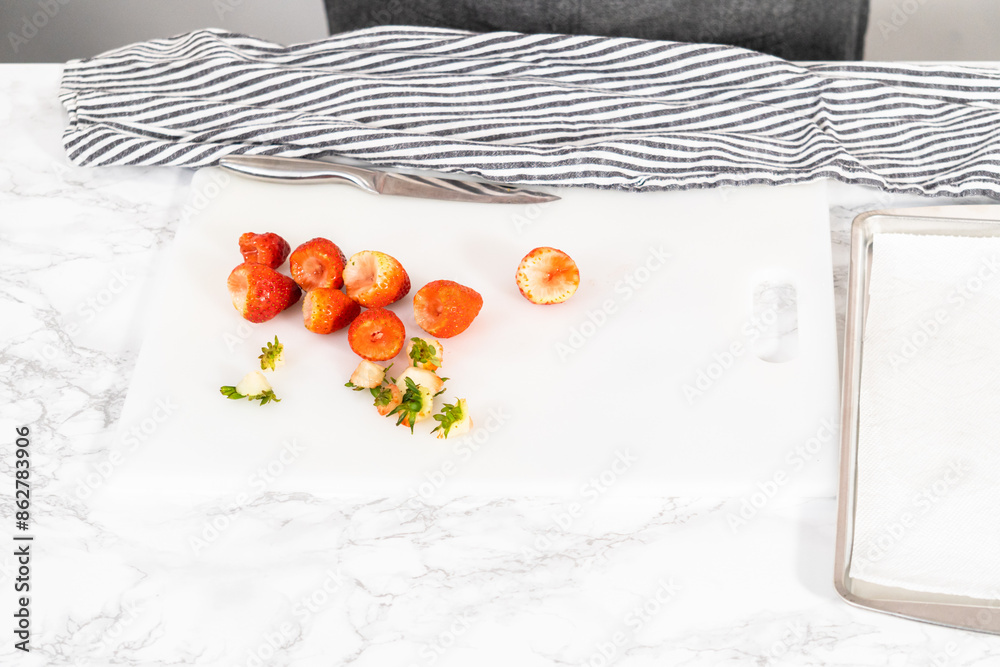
[218,155,559,204]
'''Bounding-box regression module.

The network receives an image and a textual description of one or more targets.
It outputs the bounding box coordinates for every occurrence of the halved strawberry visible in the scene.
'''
[347,308,406,361]
[515,246,580,304]
[227,262,301,323]
[413,280,483,338]
[289,238,347,291]
[239,232,291,269]
[303,287,361,334]
[343,250,410,308]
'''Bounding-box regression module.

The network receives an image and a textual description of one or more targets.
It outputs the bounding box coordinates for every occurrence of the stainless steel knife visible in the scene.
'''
[218,155,559,204]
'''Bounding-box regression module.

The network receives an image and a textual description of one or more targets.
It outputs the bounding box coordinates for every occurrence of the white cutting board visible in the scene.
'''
[108,169,839,499]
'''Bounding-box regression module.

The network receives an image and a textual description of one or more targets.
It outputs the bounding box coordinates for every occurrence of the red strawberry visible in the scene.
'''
[227,262,301,323]
[303,287,361,334]
[239,232,291,269]
[343,250,410,308]
[289,238,347,291]
[413,280,483,338]
[348,308,406,361]
[515,247,580,304]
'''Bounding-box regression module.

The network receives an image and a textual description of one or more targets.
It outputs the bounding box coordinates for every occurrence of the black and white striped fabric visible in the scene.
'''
[60,27,1000,197]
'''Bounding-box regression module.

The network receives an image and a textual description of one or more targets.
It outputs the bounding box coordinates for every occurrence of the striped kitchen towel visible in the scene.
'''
[59,26,1000,197]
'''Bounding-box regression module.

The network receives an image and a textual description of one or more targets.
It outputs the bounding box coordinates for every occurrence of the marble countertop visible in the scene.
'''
[3,64,1000,667]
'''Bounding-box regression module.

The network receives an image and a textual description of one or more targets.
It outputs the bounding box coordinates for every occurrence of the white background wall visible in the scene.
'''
[1,0,329,62]
[863,0,1000,61]
[1,0,999,63]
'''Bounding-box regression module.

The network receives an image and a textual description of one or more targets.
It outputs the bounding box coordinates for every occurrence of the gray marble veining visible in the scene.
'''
[2,65,999,666]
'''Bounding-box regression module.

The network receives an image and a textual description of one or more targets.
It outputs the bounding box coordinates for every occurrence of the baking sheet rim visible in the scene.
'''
[835,208,1000,634]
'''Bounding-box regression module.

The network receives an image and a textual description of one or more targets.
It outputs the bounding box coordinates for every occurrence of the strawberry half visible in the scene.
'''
[227,262,301,323]
[303,287,361,334]
[413,280,483,338]
[343,250,411,308]
[239,232,291,269]
[515,246,580,305]
[289,238,347,291]
[347,308,406,361]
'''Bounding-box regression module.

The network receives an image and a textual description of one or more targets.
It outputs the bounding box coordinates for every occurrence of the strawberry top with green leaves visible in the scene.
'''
[407,337,443,371]
[289,238,347,291]
[221,370,281,406]
[432,398,472,439]
[258,336,284,371]
[388,377,433,432]
[371,383,403,417]
[515,246,580,305]
[227,262,302,323]
[413,280,483,338]
[239,232,291,270]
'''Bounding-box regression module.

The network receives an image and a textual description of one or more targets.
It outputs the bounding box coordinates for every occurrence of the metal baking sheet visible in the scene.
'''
[835,205,1000,634]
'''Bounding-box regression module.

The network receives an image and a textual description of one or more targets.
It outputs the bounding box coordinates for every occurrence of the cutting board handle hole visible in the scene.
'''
[752,281,798,363]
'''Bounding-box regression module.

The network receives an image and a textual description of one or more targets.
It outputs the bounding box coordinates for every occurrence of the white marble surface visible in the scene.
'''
[3,64,1000,666]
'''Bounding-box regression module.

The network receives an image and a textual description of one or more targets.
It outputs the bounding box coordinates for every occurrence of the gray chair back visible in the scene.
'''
[326,0,869,60]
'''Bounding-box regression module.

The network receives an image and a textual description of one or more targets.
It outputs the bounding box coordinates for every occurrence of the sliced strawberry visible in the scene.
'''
[515,246,580,305]
[347,360,388,389]
[395,366,444,397]
[227,262,301,323]
[413,280,483,338]
[347,308,406,361]
[303,287,360,334]
[289,238,347,291]
[343,250,410,308]
[239,232,291,269]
